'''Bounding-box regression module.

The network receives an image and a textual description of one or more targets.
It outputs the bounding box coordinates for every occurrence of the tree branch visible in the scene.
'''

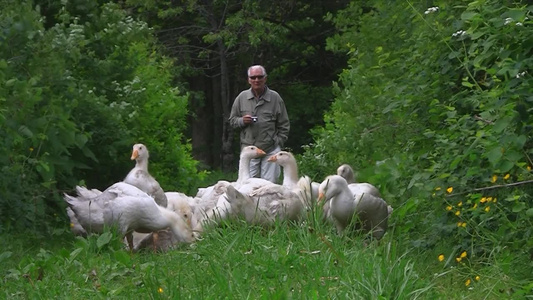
[447,179,533,197]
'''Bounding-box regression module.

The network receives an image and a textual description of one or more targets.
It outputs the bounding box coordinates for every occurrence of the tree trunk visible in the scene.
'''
[190,75,214,168]
[216,41,235,172]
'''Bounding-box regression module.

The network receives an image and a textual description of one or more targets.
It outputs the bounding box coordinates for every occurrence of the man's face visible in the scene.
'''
[248,68,266,90]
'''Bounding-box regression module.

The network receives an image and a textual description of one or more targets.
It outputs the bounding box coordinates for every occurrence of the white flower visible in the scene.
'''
[452,30,466,37]
[504,17,513,25]
[424,6,439,15]
[516,22,523,26]
[516,71,527,78]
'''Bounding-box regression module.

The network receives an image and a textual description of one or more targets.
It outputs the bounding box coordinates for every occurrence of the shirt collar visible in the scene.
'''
[247,86,270,101]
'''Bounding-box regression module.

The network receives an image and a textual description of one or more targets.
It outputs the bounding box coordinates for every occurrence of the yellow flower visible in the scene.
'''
[446,187,453,194]
[446,206,453,211]
[457,221,463,227]
[480,197,487,203]
[493,198,497,203]
[460,251,467,258]
[475,275,480,281]
[29,147,34,152]
[438,254,445,262]
[158,287,163,293]
[487,197,493,202]
[435,187,441,191]
[528,166,532,171]
[465,279,471,286]
[456,257,462,262]
[491,175,497,183]
[472,203,478,209]
[503,174,510,180]
[461,222,467,228]
[457,201,462,207]
[485,206,490,212]
[455,210,461,216]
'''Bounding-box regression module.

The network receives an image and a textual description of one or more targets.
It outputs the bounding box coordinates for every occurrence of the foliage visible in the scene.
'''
[300,0,533,296]
[0,0,203,233]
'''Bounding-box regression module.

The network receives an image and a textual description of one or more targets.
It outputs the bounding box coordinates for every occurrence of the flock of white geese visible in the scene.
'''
[65,143,393,252]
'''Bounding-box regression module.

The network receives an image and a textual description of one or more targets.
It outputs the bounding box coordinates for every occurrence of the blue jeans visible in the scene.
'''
[249,146,281,183]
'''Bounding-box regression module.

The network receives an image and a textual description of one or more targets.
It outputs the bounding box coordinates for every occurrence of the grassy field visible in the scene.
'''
[1,209,531,299]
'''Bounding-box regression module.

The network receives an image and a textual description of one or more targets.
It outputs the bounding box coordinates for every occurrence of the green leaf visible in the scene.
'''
[512,202,526,213]
[69,247,83,261]
[470,31,484,40]
[504,195,520,202]
[114,250,131,266]
[97,232,113,249]
[0,251,13,264]
[502,9,526,21]
[493,117,511,133]
[461,81,474,88]
[75,133,88,148]
[526,208,533,217]
[461,12,479,21]
[18,125,33,138]
[486,147,502,165]
[5,78,16,86]
[498,160,514,173]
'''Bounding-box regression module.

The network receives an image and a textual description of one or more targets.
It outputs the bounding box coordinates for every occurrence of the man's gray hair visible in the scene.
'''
[247,65,267,77]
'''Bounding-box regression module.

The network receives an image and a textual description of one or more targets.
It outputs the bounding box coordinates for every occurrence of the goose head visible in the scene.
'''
[317,175,349,203]
[241,146,266,160]
[131,143,149,161]
[267,151,295,166]
[336,164,355,184]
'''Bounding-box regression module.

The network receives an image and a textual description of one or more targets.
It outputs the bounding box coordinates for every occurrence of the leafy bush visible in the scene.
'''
[0,1,203,233]
[300,0,533,293]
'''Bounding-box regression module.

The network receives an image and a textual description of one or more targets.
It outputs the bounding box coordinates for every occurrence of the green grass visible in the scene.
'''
[1,212,531,299]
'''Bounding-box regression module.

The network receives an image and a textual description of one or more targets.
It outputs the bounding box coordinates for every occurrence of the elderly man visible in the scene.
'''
[229,65,290,183]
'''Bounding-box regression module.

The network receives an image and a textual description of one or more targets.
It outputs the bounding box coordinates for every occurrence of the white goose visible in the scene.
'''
[320,163,387,221]
[222,150,312,226]
[337,164,381,197]
[67,208,87,236]
[166,192,195,227]
[264,151,321,205]
[224,175,311,226]
[194,146,268,231]
[318,175,389,240]
[130,191,196,252]
[337,164,393,215]
[252,150,314,209]
[124,144,168,208]
[64,182,195,249]
[66,186,103,236]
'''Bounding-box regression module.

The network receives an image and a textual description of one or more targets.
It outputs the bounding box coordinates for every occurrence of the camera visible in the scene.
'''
[251,116,258,122]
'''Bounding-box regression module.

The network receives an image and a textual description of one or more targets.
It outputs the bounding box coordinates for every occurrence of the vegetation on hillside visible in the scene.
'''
[300,0,533,295]
[0,1,203,233]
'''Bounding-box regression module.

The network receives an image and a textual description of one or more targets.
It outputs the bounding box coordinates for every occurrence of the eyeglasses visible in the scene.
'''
[249,75,265,80]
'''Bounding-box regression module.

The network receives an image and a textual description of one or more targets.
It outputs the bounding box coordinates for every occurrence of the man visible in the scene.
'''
[229,65,290,183]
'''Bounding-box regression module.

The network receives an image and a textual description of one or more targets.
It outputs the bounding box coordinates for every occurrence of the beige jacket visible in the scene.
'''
[229,87,290,153]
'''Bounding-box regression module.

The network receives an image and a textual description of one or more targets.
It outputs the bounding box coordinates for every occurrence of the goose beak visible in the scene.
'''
[131,149,139,160]
[317,192,325,203]
[257,148,266,157]
[267,155,277,162]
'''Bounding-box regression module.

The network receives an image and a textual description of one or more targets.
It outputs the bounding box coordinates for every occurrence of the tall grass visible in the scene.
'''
[0,212,528,299]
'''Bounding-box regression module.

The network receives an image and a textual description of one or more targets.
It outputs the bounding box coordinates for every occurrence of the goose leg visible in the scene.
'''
[152,231,159,253]
[126,232,134,251]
